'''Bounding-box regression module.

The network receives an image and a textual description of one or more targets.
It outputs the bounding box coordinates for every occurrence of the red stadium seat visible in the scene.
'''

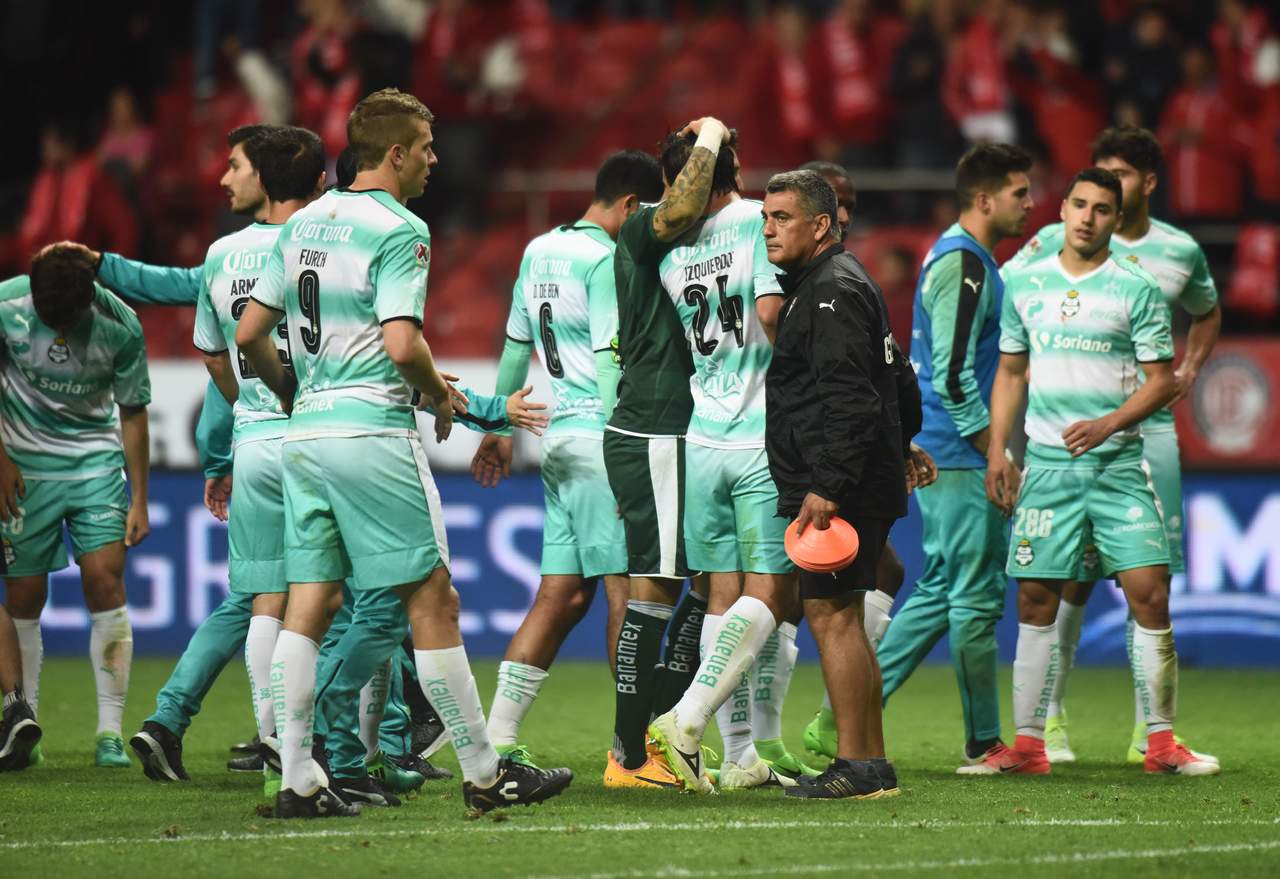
[1226,224,1279,318]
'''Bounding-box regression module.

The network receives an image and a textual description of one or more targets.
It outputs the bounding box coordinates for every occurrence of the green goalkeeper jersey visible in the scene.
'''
[255,188,430,440]
[1006,218,1216,433]
[0,277,150,477]
[193,221,290,443]
[999,250,1173,468]
[505,221,616,438]
[658,198,781,448]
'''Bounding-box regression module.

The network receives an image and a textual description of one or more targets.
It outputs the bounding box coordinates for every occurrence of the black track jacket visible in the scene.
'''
[765,243,917,520]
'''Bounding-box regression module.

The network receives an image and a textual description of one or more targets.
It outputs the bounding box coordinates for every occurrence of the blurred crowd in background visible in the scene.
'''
[2,0,1277,359]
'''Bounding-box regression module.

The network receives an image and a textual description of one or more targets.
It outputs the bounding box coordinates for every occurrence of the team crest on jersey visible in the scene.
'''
[1126,254,1140,263]
[1014,539,1034,566]
[47,337,70,364]
[413,241,430,268]
[1060,290,1081,319]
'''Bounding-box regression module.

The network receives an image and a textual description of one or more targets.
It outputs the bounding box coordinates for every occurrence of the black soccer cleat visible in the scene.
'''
[391,750,453,781]
[462,757,573,813]
[0,700,42,772]
[230,733,260,756]
[411,714,447,760]
[129,721,190,782]
[258,735,282,774]
[227,751,264,773]
[335,773,401,808]
[273,786,360,819]
[784,758,885,800]
[872,757,900,798]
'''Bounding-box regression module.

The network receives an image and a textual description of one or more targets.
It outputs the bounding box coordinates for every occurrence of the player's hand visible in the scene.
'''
[429,389,453,443]
[794,492,839,535]
[1061,416,1117,457]
[471,434,514,488]
[906,444,938,493]
[1170,365,1197,405]
[204,474,233,522]
[436,372,470,415]
[125,500,150,547]
[678,116,730,144]
[0,452,25,522]
[506,385,549,436]
[985,452,1020,516]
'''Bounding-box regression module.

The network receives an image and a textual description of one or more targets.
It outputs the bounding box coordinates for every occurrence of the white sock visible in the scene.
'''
[751,622,798,744]
[1013,622,1058,740]
[1125,615,1143,729]
[487,660,549,747]
[89,606,132,735]
[1130,623,1177,735]
[271,630,323,795]
[820,690,832,712]
[13,618,42,717]
[358,660,392,761]
[699,613,722,661]
[715,671,752,764]
[245,615,282,739]
[863,590,895,649]
[1049,601,1085,719]
[415,645,500,786]
[673,595,776,740]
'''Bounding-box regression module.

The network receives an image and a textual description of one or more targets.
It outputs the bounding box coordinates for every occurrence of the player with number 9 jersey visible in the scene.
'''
[254,187,442,591]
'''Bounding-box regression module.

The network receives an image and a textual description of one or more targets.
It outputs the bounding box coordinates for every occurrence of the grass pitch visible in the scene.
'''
[2,658,1277,878]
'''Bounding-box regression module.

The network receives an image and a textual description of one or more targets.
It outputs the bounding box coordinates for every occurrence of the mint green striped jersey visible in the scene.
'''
[505,221,615,437]
[255,189,430,439]
[193,222,290,443]
[999,252,1173,468]
[659,198,782,448]
[1007,218,1216,432]
[0,277,150,477]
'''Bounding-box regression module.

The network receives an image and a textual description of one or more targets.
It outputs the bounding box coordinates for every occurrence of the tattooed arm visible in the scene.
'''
[652,117,729,242]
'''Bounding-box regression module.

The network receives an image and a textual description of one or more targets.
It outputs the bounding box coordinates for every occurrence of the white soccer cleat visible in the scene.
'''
[1044,715,1076,764]
[647,711,714,794]
[719,759,796,790]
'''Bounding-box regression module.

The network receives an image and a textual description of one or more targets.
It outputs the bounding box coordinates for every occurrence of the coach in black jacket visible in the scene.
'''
[763,168,909,800]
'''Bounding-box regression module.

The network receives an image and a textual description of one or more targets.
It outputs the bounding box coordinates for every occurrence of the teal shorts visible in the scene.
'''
[540,433,627,579]
[229,436,287,594]
[1009,462,1169,580]
[0,471,127,577]
[282,433,449,590]
[1075,430,1184,580]
[684,443,793,575]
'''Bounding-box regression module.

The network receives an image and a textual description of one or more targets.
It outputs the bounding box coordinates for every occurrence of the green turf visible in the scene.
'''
[3,658,1277,878]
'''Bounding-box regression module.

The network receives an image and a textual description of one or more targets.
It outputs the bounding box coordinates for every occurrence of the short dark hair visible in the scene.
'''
[227,124,275,166]
[764,169,839,241]
[29,244,97,330]
[593,150,663,205]
[955,143,1033,209]
[1090,125,1163,175]
[1066,166,1123,209]
[659,128,739,197]
[347,88,434,172]
[254,126,325,202]
[335,146,358,188]
[799,160,852,189]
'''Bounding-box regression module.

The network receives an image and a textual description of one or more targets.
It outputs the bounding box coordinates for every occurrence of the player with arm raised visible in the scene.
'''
[237,88,572,818]
[970,168,1216,777]
[599,116,730,789]
[0,245,150,768]
[468,151,663,769]
[1006,127,1220,766]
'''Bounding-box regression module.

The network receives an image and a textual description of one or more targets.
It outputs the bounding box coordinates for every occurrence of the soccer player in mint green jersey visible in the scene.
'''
[972,168,1217,778]
[468,151,663,770]
[1006,127,1221,766]
[0,245,151,768]
[871,145,1034,774]
[238,88,572,818]
[648,131,810,792]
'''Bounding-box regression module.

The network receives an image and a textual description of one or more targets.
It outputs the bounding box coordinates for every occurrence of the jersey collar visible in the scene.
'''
[1055,252,1110,285]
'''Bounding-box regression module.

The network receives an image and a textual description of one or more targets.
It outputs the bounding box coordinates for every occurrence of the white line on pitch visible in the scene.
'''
[530,839,1280,879]
[2,816,1278,852]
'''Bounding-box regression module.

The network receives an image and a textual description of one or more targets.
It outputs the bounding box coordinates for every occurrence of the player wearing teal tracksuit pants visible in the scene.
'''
[876,223,1009,760]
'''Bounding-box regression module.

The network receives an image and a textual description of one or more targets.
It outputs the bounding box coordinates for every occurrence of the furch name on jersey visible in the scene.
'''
[682,250,735,283]
[299,248,328,268]
[291,219,354,243]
